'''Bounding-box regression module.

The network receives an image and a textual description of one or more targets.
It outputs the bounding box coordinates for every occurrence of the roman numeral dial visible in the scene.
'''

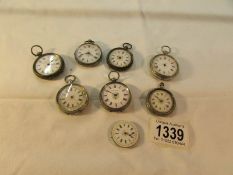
[31,45,65,79]
[56,75,89,114]
[35,54,62,76]
[151,55,178,78]
[150,46,179,80]
[107,43,133,71]
[111,121,139,148]
[74,40,102,66]
[108,49,131,67]
[100,82,131,112]
[146,83,176,116]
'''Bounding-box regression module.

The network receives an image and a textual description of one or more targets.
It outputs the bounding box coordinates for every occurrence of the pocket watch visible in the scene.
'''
[110,120,139,148]
[150,46,179,80]
[31,45,65,79]
[56,75,89,114]
[99,71,132,112]
[107,43,133,71]
[74,39,102,66]
[146,82,176,116]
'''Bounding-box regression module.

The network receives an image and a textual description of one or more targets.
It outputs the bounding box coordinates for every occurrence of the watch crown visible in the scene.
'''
[85,39,94,43]
[159,82,165,88]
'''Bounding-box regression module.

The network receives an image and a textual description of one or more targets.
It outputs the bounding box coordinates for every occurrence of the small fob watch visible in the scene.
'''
[31,45,65,79]
[146,82,176,116]
[150,46,179,80]
[111,120,139,148]
[56,75,89,114]
[99,71,132,112]
[107,43,134,71]
[74,39,102,66]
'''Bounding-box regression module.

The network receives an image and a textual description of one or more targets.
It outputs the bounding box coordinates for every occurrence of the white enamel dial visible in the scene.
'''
[57,84,89,114]
[150,54,178,80]
[75,42,102,65]
[100,82,131,111]
[147,88,175,115]
[35,54,63,76]
[111,121,139,148]
[108,48,133,69]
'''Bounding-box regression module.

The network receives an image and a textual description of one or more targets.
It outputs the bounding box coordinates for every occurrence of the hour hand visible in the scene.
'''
[78,53,84,57]
[129,132,134,138]
[85,51,93,56]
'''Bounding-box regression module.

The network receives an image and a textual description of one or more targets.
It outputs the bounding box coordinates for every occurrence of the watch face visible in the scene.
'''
[146,88,176,116]
[56,83,89,114]
[150,54,179,80]
[111,121,139,148]
[100,82,131,112]
[33,53,64,79]
[107,48,133,71]
[74,42,102,66]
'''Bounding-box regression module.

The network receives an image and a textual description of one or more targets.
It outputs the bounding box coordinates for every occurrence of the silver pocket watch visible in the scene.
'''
[146,82,176,116]
[56,75,89,114]
[31,45,65,79]
[99,71,132,112]
[107,43,134,71]
[74,39,102,66]
[110,120,139,148]
[150,46,179,80]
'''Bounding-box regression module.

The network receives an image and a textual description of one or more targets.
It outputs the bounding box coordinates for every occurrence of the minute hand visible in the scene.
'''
[154,96,163,102]
[106,90,117,95]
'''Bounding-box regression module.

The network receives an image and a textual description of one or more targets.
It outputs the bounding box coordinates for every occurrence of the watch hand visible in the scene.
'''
[78,53,84,57]
[129,132,134,136]
[85,51,93,56]
[105,90,114,95]
[49,59,56,65]
[154,96,163,102]
[129,132,134,138]
[106,90,118,96]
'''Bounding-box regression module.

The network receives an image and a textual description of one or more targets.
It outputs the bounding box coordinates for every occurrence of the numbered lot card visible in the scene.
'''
[149,118,189,149]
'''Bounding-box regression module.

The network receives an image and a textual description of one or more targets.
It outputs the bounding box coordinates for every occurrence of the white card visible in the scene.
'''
[149,118,189,149]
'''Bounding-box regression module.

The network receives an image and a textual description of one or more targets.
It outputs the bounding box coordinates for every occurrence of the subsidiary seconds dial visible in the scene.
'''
[99,71,131,112]
[74,40,102,66]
